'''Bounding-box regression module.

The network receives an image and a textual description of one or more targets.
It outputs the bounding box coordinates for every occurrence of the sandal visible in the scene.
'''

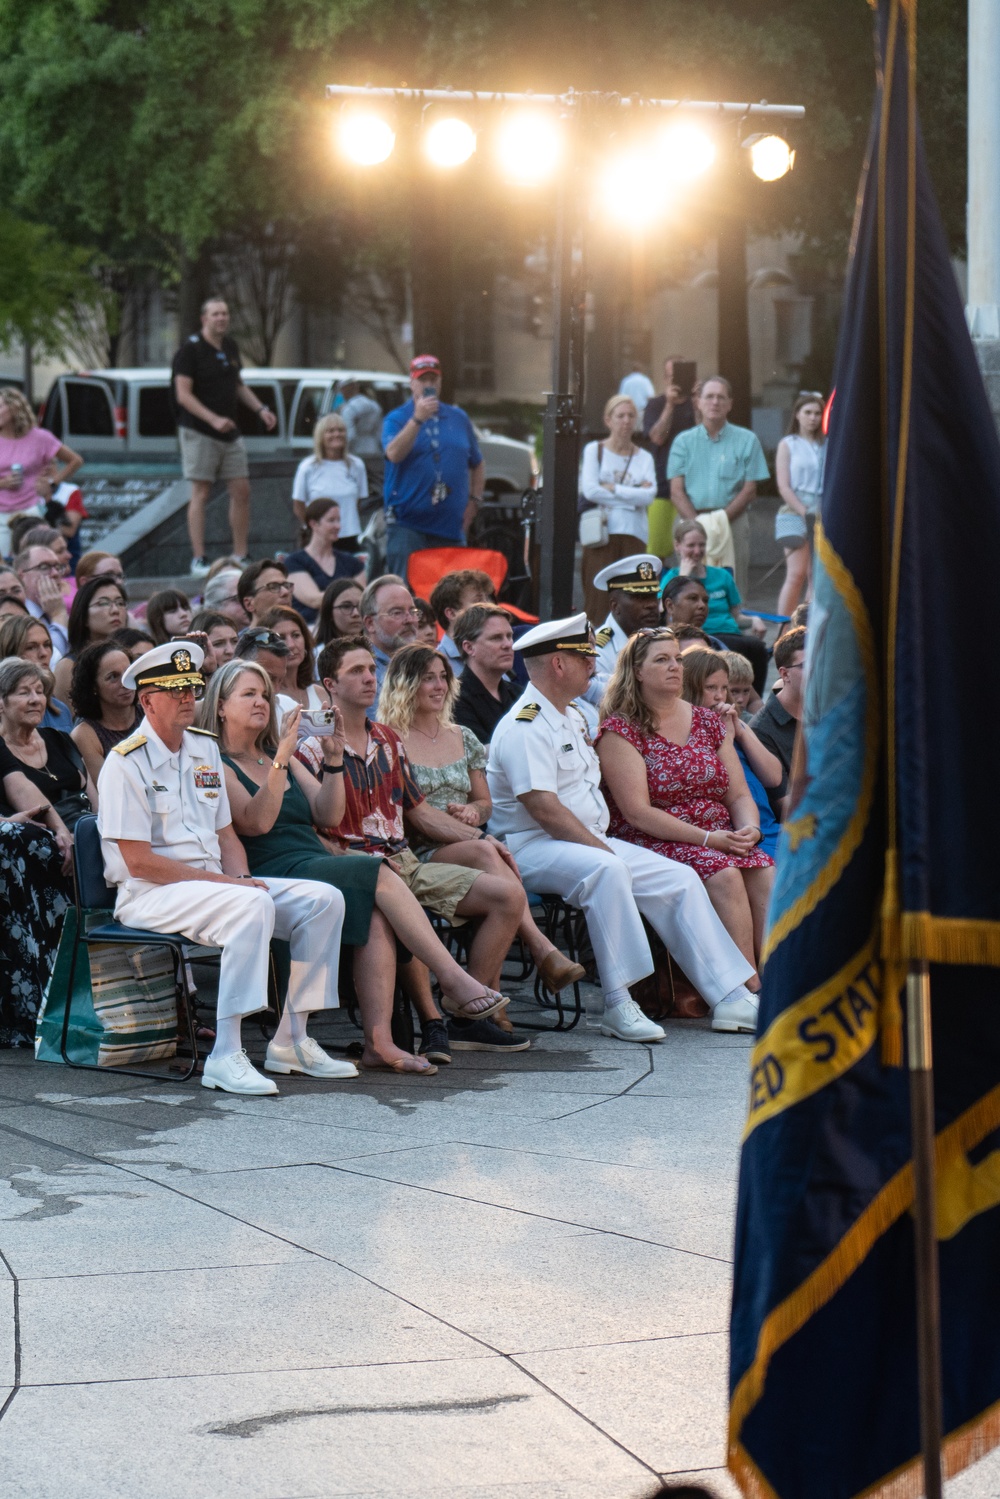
[440,987,510,1022]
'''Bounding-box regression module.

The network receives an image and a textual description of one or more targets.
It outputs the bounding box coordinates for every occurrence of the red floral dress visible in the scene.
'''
[599,707,774,881]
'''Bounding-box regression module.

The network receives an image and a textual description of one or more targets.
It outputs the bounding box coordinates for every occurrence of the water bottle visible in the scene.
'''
[585,988,605,1031]
[9,463,22,486]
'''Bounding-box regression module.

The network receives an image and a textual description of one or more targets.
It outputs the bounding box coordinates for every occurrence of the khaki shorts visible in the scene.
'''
[179,425,249,482]
[391,846,480,925]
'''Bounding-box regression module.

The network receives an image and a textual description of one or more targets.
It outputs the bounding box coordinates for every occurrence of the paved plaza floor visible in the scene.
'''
[2,995,999,1499]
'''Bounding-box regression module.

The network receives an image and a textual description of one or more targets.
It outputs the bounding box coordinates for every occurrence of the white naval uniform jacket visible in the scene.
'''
[486,687,609,854]
[96,718,230,901]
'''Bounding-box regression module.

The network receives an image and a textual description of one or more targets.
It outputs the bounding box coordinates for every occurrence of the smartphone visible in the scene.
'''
[671,361,697,399]
[300,707,341,737]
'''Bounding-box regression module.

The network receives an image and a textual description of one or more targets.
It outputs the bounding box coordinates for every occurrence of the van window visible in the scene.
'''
[235,383,281,437]
[293,385,326,438]
[373,383,408,415]
[137,385,177,437]
[280,382,299,427]
[65,380,114,436]
[42,386,64,438]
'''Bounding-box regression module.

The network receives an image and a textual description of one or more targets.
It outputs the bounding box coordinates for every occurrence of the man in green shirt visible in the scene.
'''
[667,376,770,597]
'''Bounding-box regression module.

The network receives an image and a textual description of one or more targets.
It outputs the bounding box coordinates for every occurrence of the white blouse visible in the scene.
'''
[782,435,825,513]
[579,442,657,542]
[291,456,368,537]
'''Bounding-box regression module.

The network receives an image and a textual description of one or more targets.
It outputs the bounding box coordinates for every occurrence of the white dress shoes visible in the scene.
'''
[711,992,760,1034]
[599,997,666,1043]
[202,1049,278,1095]
[265,1036,359,1079]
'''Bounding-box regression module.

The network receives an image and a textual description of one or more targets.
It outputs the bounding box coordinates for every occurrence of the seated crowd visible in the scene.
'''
[0,539,808,1093]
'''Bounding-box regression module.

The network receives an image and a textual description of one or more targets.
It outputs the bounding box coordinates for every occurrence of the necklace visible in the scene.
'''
[412,722,441,743]
[231,749,266,766]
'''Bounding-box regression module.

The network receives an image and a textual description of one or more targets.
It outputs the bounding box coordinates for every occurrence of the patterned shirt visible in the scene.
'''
[296,718,424,854]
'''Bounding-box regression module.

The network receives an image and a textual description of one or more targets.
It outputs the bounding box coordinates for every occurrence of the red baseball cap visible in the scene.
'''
[410,354,441,375]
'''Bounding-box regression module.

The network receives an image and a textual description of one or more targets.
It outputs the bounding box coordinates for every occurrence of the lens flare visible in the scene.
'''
[749,134,794,182]
[495,111,562,184]
[337,111,396,166]
[424,117,477,168]
[656,122,716,182]
[599,148,670,229]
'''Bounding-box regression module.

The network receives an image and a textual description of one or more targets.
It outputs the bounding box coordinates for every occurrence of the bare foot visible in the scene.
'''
[361,1045,437,1075]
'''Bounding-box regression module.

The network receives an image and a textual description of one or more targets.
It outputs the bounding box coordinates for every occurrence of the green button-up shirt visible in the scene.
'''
[666,421,770,510]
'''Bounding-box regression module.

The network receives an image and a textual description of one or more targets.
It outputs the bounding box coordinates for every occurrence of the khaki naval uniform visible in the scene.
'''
[487,687,753,1001]
[97,719,345,1021]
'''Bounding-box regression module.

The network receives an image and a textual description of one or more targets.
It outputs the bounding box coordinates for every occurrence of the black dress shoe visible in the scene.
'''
[419,1020,452,1064]
[446,1017,530,1051]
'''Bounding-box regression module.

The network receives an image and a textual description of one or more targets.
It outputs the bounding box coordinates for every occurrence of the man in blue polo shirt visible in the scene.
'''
[382,354,486,578]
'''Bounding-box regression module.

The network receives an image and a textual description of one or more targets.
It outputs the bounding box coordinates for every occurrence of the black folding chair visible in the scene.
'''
[60,815,209,1082]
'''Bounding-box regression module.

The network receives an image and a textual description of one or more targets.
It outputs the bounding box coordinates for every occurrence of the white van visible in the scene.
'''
[39,367,537,498]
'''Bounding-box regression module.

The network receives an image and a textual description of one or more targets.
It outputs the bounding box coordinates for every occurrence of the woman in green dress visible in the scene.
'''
[199,660,510,1075]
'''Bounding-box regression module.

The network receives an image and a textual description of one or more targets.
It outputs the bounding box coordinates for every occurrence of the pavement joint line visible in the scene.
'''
[18,1260,316,1283]
[0,1245,20,1428]
[548,1044,657,1120]
[12,1352,503,1390]
[307,1160,734,1265]
[507,1327,730,1357]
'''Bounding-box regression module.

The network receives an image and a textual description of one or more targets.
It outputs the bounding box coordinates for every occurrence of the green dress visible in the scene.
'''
[224,756,380,947]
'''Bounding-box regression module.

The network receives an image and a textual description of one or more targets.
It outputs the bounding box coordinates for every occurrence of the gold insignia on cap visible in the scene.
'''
[516,703,541,722]
[638,561,654,580]
[171,648,192,674]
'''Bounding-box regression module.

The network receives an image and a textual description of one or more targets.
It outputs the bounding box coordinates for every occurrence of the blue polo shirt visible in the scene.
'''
[382,400,483,540]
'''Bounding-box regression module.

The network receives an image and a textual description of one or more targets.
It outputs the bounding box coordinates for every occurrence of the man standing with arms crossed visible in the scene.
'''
[172,298,277,578]
[381,355,486,579]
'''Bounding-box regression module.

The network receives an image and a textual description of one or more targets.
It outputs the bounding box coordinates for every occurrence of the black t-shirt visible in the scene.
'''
[0,727,86,800]
[643,394,696,497]
[453,668,521,745]
[171,334,243,442]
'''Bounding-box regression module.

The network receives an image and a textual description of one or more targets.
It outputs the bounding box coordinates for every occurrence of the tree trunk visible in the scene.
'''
[716,205,752,429]
[410,180,457,402]
[176,247,215,344]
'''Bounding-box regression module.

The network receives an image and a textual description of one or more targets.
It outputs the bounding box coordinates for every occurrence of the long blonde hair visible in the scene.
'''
[600,629,677,734]
[312,412,348,463]
[199,659,279,755]
[0,387,37,438]
[378,643,456,737]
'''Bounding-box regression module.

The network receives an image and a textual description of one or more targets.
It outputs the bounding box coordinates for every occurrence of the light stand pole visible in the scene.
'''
[325,84,803,618]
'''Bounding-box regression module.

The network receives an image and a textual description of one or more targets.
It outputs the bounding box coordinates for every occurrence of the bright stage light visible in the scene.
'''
[599,148,670,228]
[656,122,716,182]
[424,116,477,168]
[337,111,396,166]
[748,134,794,182]
[495,111,562,184]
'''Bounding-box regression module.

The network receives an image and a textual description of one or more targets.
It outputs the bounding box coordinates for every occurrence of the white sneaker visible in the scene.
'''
[265,1036,358,1079]
[202,1049,278,1095]
[599,997,665,1043]
[711,993,760,1034]
[190,556,211,578]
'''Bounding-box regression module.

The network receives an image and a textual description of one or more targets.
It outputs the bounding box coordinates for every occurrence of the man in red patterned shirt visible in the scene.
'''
[296,636,529,1053]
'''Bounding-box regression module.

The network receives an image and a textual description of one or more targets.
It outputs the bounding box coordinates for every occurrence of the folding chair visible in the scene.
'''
[59,814,209,1082]
[522,894,586,1032]
[406,547,539,623]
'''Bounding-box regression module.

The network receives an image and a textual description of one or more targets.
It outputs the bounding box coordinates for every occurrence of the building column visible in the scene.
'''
[967,0,1000,422]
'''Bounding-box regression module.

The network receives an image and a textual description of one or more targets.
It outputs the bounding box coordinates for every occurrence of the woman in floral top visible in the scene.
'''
[596,628,773,971]
[379,644,585,996]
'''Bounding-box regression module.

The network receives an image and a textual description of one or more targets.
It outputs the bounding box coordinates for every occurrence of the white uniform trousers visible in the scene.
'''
[514,836,753,1003]
[114,876,346,1021]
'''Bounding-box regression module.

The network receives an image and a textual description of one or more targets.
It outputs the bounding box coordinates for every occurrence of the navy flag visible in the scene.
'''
[729,2,1000,1496]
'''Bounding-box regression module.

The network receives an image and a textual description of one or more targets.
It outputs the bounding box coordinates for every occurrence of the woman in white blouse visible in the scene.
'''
[579,394,657,621]
[291,414,368,550]
[775,393,826,618]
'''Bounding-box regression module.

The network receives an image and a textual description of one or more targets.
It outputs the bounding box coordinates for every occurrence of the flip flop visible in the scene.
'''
[440,988,510,1022]
[361,1057,439,1076]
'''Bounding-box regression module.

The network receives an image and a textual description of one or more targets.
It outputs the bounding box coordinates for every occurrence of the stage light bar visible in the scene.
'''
[337,110,396,165]
[657,122,716,182]
[747,133,794,182]
[424,116,477,168]
[495,111,562,184]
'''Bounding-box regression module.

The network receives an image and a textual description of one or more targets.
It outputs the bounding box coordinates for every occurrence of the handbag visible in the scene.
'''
[578,443,634,548]
[50,735,93,831]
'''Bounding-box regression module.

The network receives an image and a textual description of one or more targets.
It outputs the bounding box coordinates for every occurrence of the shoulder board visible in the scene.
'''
[515,703,541,722]
[595,625,614,647]
[187,727,218,738]
[113,733,147,756]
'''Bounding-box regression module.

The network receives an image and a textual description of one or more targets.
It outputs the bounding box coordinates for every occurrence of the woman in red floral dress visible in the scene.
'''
[597,629,774,969]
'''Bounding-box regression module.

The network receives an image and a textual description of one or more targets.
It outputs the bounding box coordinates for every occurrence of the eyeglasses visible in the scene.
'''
[637,628,676,639]
[333,600,361,613]
[21,562,61,576]
[240,628,286,650]
[251,579,293,596]
[90,597,125,610]
[798,390,823,399]
[379,606,421,622]
[150,684,205,700]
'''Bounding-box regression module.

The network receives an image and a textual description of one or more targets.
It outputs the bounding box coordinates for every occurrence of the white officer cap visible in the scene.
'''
[593,554,662,594]
[122,640,206,693]
[514,611,598,659]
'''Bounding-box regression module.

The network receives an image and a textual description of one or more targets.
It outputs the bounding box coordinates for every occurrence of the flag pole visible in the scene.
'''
[906,959,943,1499]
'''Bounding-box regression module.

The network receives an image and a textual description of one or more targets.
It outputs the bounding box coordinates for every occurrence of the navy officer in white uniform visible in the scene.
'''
[97,640,357,1095]
[592,553,663,680]
[487,613,760,1040]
